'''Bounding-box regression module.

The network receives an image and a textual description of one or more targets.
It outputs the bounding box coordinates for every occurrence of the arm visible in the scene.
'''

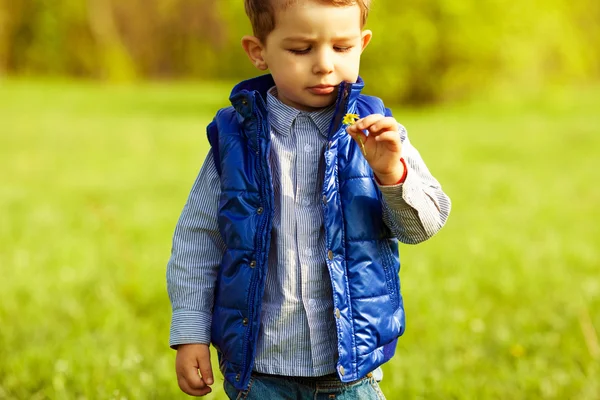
[166,150,225,395]
[346,116,451,244]
[378,126,451,244]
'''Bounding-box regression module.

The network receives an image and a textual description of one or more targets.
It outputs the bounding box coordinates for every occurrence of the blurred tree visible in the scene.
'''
[88,0,136,80]
[0,0,20,74]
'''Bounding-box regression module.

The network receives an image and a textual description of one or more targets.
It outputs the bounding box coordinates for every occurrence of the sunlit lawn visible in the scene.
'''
[1,78,598,399]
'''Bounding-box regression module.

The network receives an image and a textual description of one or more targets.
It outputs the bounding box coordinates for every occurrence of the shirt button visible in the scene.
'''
[327,250,334,260]
[249,260,256,268]
[304,143,313,153]
[309,299,317,309]
[304,248,313,256]
[303,198,311,206]
[257,207,264,215]
[339,366,345,376]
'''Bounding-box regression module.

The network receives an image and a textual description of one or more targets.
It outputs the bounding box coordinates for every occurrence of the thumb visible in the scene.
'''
[346,124,358,137]
[197,349,214,386]
[346,125,365,142]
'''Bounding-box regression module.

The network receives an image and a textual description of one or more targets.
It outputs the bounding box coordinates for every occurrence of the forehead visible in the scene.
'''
[273,0,357,13]
[272,0,315,10]
[270,0,362,37]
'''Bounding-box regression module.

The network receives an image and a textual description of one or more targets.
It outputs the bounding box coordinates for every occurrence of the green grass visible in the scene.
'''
[0,78,598,399]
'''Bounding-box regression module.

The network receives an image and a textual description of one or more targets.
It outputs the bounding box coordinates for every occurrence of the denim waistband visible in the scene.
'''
[251,371,373,389]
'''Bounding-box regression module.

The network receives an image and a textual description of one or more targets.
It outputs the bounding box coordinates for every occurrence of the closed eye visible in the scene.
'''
[288,48,311,55]
[288,45,353,55]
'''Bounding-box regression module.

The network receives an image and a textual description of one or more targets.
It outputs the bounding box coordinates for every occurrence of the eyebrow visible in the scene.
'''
[282,35,359,43]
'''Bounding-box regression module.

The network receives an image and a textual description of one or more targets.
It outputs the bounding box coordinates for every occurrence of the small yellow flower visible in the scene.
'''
[342,113,360,126]
[342,113,366,156]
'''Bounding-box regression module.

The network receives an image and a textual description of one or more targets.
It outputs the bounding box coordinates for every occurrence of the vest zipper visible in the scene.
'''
[242,109,269,382]
[324,82,356,380]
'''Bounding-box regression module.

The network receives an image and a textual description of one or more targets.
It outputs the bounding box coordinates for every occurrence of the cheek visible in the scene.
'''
[347,52,363,70]
[285,56,305,71]
[275,58,304,79]
[270,54,293,70]
[271,67,301,93]
[336,59,360,79]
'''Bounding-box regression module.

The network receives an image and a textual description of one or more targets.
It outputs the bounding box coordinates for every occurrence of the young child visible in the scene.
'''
[167,0,451,398]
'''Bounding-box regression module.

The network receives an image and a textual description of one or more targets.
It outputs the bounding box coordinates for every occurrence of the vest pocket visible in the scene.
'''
[378,239,400,310]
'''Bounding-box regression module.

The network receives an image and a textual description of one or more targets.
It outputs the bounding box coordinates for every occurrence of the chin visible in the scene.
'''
[306,96,336,109]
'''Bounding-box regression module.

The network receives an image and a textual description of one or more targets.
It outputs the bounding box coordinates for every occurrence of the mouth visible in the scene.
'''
[307,84,337,95]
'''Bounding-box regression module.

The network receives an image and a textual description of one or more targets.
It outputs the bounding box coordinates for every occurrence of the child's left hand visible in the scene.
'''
[346,114,405,185]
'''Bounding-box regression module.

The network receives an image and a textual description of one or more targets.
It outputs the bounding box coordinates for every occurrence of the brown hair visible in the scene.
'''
[244,0,371,42]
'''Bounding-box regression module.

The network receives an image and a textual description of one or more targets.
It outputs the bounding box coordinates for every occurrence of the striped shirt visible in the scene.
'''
[167,87,451,377]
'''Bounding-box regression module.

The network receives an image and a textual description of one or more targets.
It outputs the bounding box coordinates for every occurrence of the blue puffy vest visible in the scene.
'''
[207,75,405,391]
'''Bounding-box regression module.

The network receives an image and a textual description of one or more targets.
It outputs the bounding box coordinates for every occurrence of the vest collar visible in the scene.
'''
[229,74,365,127]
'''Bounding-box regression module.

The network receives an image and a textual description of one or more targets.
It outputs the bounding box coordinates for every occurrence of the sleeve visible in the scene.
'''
[378,124,452,244]
[166,149,226,348]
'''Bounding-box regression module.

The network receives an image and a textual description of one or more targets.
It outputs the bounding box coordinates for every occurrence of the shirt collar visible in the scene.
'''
[266,86,335,138]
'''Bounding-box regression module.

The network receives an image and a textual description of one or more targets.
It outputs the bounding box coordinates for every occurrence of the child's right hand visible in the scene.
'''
[175,343,214,396]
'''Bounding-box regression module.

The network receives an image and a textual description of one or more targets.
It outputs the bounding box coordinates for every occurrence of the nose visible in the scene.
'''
[312,49,334,75]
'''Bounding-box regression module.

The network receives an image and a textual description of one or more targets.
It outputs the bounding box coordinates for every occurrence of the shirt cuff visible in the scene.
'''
[169,309,212,349]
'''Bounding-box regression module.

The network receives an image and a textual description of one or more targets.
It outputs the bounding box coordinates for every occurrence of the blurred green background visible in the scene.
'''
[2,0,600,102]
[1,0,599,399]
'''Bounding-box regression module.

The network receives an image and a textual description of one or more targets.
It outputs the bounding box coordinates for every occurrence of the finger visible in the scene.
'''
[354,114,385,131]
[367,117,397,134]
[347,128,367,145]
[183,365,208,390]
[346,123,363,135]
[198,352,214,386]
[178,376,212,397]
[373,130,401,143]
[346,124,357,134]
[346,125,360,138]
[373,131,403,151]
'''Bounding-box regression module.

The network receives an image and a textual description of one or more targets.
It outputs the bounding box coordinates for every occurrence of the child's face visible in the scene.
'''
[250,1,372,111]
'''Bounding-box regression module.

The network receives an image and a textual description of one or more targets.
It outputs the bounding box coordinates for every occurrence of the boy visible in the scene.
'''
[167,0,451,398]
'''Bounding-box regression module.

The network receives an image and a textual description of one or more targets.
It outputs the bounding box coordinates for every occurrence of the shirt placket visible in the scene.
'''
[294,114,334,370]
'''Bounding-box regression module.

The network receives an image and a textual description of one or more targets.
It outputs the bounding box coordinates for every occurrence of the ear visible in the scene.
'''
[241,35,268,70]
[360,30,373,53]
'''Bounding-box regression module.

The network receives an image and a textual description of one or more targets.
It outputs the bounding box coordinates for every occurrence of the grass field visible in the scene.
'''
[1,79,599,399]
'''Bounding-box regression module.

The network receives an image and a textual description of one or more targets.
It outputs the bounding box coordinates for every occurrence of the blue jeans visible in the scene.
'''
[223,372,386,400]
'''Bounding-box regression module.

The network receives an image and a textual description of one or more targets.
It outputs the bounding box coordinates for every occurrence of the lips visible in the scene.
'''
[307,85,336,95]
